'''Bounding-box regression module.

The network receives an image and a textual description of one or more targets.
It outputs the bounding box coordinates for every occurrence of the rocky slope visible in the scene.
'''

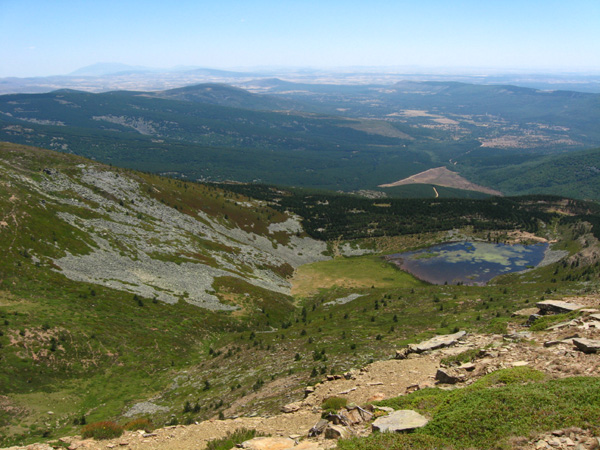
[6,297,599,450]
[1,143,329,309]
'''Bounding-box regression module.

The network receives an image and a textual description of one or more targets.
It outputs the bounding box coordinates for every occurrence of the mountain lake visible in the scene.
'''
[386,241,549,285]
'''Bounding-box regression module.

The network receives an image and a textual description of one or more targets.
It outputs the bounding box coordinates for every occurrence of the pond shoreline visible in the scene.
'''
[385,240,554,286]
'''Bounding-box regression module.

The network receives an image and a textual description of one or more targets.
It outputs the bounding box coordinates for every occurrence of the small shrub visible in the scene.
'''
[441,348,481,366]
[529,311,579,331]
[81,421,123,440]
[123,418,153,432]
[321,396,348,413]
[183,416,195,425]
[206,428,263,450]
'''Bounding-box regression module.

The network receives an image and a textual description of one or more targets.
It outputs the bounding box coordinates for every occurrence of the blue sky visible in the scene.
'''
[1,0,599,77]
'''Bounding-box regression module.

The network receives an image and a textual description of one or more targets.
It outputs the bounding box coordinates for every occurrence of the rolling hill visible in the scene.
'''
[2,80,600,198]
[1,143,600,447]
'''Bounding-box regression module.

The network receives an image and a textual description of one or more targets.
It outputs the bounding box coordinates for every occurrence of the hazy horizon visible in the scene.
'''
[2,0,600,78]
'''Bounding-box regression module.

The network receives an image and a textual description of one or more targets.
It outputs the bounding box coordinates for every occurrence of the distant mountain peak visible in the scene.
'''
[69,62,152,77]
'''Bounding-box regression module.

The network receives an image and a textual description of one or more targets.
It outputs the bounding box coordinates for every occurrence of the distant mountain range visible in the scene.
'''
[2,63,600,95]
[0,80,599,200]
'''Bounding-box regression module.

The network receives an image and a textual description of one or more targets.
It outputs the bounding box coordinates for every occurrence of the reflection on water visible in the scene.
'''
[386,241,548,285]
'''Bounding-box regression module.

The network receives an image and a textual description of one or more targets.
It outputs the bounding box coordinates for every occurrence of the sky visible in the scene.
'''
[1,0,599,78]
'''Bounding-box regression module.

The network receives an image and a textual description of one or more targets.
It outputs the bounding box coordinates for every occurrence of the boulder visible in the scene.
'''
[281,402,301,413]
[408,331,466,353]
[342,406,373,424]
[240,437,296,450]
[511,361,529,367]
[366,392,386,403]
[528,314,542,325]
[395,348,410,359]
[308,419,329,437]
[536,300,584,314]
[435,368,466,384]
[372,410,429,433]
[343,370,358,380]
[405,384,420,394]
[503,331,532,340]
[543,339,573,348]
[573,338,600,354]
[324,424,351,440]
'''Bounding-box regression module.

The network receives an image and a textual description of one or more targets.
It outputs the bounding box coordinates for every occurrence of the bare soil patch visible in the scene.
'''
[379,166,503,196]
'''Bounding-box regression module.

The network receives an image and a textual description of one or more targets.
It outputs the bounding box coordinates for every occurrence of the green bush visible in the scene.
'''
[81,421,123,440]
[440,348,481,366]
[321,396,348,413]
[338,433,450,450]
[529,311,580,331]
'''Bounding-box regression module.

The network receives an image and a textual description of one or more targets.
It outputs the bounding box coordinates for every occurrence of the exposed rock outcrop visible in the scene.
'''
[371,410,429,433]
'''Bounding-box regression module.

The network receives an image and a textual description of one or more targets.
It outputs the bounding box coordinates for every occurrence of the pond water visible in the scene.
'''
[386,241,548,285]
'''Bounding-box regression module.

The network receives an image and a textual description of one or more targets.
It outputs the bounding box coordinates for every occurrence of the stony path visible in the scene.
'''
[3,356,441,450]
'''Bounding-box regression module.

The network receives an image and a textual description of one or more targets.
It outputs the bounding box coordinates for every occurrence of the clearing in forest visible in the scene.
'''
[290,254,422,297]
[379,166,503,196]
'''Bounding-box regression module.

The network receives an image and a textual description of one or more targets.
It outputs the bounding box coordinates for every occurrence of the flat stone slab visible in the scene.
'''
[573,338,600,354]
[537,300,584,314]
[547,320,578,330]
[240,437,296,450]
[409,331,466,353]
[372,410,429,433]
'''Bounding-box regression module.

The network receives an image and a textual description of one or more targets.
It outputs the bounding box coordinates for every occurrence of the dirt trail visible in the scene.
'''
[3,356,440,450]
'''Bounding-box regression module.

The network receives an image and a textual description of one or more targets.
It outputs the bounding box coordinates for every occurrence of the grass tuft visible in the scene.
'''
[206,428,264,450]
[321,396,348,414]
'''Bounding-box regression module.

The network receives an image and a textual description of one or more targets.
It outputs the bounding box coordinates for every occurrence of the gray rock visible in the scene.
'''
[395,348,410,359]
[504,331,532,340]
[281,402,301,413]
[573,338,600,354]
[124,401,169,417]
[324,424,351,440]
[544,340,566,348]
[308,419,329,437]
[372,410,429,433]
[408,331,466,353]
[537,300,584,314]
[435,368,466,384]
[342,406,373,424]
